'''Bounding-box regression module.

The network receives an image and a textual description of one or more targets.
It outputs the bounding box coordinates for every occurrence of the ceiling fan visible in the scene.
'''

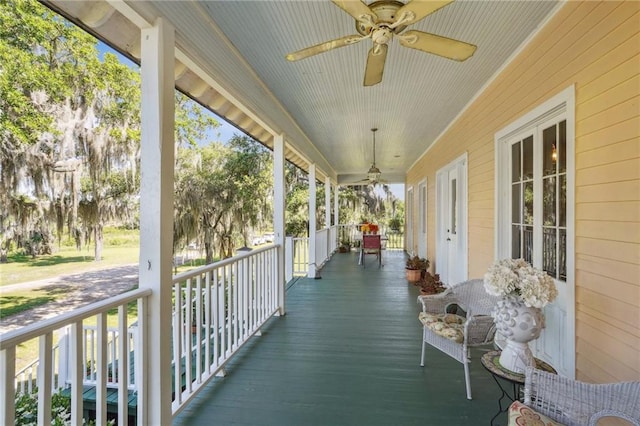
[285,0,476,87]
[356,128,386,185]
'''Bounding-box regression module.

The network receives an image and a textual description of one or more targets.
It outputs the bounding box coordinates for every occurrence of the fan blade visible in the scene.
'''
[332,0,377,24]
[286,34,367,61]
[392,0,454,27]
[398,30,476,61]
[363,43,388,87]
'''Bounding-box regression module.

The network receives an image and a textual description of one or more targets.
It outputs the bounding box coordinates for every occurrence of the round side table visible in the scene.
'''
[481,350,556,426]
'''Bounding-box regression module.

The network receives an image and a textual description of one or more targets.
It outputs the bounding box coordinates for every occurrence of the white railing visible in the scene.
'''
[291,237,309,277]
[14,343,61,395]
[338,223,404,250]
[315,228,328,269]
[170,244,280,416]
[329,225,338,254]
[1,288,152,426]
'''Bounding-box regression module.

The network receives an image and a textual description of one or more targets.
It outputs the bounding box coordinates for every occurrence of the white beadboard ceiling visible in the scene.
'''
[45,0,560,184]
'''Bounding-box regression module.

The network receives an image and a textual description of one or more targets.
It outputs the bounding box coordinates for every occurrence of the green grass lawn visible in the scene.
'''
[0,228,140,287]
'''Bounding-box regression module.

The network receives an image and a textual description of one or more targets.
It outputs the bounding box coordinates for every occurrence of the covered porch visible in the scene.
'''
[174,250,501,425]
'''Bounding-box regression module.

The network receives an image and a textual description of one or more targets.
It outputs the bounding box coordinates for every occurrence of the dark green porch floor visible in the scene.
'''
[174,251,505,425]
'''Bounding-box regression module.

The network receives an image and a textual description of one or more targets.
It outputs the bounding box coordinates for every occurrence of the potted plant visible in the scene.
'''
[338,238,351,253]
[405,255,429,282]
[418,272,446,295]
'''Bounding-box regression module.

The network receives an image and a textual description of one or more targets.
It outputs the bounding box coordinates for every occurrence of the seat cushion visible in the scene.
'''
[418,312,465,343]
[508,401,565,426]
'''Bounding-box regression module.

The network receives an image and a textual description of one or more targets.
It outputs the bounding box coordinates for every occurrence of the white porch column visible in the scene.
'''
[334,183,339,246]
[139,19,174,426]
[273,134,286,315]
[325,176,331,230]
[308,164,317,278]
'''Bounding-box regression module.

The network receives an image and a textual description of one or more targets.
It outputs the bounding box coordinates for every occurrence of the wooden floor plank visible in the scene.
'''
[174,251,505,425]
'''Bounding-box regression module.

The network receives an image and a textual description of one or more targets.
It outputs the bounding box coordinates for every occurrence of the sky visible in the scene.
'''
[97,43,404,201]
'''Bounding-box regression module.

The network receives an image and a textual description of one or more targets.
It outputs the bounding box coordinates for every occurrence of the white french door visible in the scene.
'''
[495,86,575,378]
[436,154,467,286]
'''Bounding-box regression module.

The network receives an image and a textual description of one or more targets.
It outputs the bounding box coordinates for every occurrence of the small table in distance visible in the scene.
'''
[481,350,556,426]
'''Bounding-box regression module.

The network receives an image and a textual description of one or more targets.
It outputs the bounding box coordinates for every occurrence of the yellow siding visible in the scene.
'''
[406,1,640,382]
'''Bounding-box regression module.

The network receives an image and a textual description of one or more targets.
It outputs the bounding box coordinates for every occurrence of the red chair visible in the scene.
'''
[361,234,382,268]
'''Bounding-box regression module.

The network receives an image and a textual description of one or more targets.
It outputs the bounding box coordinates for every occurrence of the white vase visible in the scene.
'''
[492,295,545,374]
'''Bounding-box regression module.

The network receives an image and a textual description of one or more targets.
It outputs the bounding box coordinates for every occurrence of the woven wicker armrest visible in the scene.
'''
[464,315,496,345]
[417,288,457,314]
[523,367,640,426]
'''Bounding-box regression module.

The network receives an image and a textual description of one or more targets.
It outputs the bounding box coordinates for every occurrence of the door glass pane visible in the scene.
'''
[524,181,533,225]
[523,136,533,179]
[512,225,521,258]
[542,227,557,278]
[543,176,556,226]
[512,184,521,223]
[523,225,533,264]
[559,175,567,227]
[559,120,566,173]
[543,124,557,176]
[559,228,567,281]
[512,141,521,182]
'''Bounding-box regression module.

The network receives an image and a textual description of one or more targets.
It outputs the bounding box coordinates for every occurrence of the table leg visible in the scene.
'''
[489,375,520,426]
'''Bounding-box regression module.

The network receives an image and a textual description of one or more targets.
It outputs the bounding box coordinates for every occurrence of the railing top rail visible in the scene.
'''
[173,243,280,283]
[0,288,152,349]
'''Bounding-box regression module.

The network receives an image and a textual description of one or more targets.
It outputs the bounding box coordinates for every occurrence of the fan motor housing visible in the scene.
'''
[355,0,408,36]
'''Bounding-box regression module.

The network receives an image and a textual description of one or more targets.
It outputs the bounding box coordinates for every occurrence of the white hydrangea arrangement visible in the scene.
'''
[483,258,558,308]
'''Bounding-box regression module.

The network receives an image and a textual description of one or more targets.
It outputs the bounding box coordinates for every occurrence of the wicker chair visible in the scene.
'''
[514,366,640,425]
[418,278,499,400]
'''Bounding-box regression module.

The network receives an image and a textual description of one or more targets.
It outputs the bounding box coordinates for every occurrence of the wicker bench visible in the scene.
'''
[507,366,640,425]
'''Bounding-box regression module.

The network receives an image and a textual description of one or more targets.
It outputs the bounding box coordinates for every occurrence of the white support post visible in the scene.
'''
[139,18,175,426]
[325,176,331,230]
[334,183,339,230]
[273,134,286,315]
[308,164,317,278]
[1,347,16,426]
[325,176,331,257]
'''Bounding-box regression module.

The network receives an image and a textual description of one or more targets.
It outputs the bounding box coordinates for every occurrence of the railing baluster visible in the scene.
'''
[195,274,202,384]
[37,332,53,425]
[70,321,84,426]
[117,304,128,426]
[204,270,212,377]
[96,313,107,425]
[172,282,183,406]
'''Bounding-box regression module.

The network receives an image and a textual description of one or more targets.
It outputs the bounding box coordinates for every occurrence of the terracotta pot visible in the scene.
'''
[405,268,421,282]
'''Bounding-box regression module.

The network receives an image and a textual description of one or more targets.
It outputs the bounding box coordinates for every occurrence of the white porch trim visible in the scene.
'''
[274,134,286,315]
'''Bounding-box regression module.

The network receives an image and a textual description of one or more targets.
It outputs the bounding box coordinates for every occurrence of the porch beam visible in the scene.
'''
[308,164,317,278]
[139,18,175,425]
[273,134,286,315]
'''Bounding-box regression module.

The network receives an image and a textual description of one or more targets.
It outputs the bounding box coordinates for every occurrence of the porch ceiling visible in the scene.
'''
[43,0,559,185]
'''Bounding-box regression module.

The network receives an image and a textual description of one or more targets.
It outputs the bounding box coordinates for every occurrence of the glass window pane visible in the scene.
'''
[543,124,557,176]
[512,184,521,223]
[543,176,556,226]
[559,174,567,227]
[524,181,534,225]
[559,228,567,281]
[512,225,521,258]
[559,120,566,173]
[523,225,533,264]
[523,136,534,180]
[512,141,521,183]
[542,227,557,278]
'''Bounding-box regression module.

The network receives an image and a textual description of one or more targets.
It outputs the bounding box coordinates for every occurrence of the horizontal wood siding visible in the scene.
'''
[406,1,640,382]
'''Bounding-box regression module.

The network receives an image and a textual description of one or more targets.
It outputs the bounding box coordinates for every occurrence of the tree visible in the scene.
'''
[0,0,221,262]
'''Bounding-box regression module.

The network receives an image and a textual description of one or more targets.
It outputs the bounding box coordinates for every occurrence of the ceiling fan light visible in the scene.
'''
[367,165,381,181]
